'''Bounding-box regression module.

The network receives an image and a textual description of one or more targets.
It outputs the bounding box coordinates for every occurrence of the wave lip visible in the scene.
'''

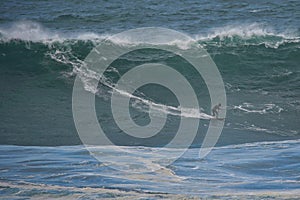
[1,21,299,49]
[195,23,300,48]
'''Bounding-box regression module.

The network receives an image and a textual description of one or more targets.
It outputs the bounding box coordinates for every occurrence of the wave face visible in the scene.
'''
[0,20,300,146]
[1,0,300,147]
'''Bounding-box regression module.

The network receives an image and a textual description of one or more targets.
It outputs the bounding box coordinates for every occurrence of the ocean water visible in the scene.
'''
[0,0,300,199]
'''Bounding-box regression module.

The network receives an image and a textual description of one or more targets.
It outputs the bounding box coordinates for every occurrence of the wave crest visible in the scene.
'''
[196,23,300,48]
[1,21,299,49]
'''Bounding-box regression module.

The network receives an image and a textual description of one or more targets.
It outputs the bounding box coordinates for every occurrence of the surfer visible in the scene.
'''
[212,103,221,118]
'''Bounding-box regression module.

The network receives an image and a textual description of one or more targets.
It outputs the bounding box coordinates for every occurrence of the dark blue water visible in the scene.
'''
[1,140,300,199]
[0,0,300,199]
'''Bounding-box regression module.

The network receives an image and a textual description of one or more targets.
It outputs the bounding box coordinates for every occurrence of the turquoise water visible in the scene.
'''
[0,0,300,199]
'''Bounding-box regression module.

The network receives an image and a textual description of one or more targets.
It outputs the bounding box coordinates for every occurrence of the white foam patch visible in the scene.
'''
[107,35,196,50]
[0,21,61,42]
[195,23,297,40]
[194,23,300,48]
[233,102,283,114]
[0,181,191,199]
[215,138,300,150]
[0,20,107,43]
